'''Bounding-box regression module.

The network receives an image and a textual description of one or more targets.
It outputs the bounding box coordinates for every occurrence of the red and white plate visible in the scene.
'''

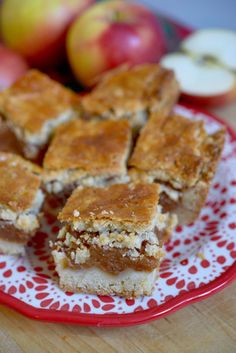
[0,104,236,327]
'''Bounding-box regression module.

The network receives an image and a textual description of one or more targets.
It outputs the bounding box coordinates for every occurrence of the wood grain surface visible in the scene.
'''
[0,102,236,353]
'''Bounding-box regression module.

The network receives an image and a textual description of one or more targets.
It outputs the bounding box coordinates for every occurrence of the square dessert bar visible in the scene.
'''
[0,152,44,255]
[129,112,226,224]
[52,183,177,298]
[82,64,180,132]
[43,119,131,195]
[0,69,81,159]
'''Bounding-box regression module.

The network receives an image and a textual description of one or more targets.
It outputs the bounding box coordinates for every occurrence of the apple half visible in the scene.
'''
[181,29,236,71]
[161,29,236,107]
[161,53,236,107]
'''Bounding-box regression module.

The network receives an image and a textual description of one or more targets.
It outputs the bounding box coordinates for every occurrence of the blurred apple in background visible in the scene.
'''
[0,0,95,68]
[161,29,236,107]
[66,0,166,86]
[0,44,29,90]
[161,53,236,107]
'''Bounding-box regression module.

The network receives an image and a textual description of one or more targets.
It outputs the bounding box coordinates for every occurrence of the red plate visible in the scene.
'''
[0,104,236,327]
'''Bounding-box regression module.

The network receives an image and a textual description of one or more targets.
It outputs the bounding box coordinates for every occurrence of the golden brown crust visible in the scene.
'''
[0,69,81,134]
[59,183,160,228]
[176,129,226,224]
[144,128,226,224]
[0,152,41,212]
[82,64,180,118]
[201,129,226,183]
[129,111,225,224]
[43,119,131,175]
[129,112,211,189]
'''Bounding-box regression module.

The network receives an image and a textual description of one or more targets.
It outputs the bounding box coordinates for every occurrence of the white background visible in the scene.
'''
[138,0,236,30]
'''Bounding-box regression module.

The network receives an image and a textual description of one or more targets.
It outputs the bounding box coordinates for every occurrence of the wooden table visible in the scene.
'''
[0,103,236,353]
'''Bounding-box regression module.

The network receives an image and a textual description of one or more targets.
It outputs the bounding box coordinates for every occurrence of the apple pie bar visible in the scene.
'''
[0,70,81,159]
[52,183,177,297]
[82,64,180,132]
[0,152,44,255]
[43,119,131,195]
[129,112,226,224]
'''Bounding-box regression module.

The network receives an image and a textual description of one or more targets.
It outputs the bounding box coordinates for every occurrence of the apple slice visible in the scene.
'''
[181,29,236,71]
[161,53,236,107]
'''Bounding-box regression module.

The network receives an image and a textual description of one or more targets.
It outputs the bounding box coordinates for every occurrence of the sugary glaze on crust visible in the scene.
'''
[59,183,160,228]
[82,64,180,116]
[43,119,131,175]
[129,112,218,189]
[0,152,41,212]
[0,70,81,133]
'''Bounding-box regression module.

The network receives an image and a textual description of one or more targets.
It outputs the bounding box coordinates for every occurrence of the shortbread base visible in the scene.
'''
[53,251,158,298]
[0,238,25,255]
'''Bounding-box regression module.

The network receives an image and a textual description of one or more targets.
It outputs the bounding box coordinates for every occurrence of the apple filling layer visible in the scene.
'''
[52,227,165,275]
[0,221,33,244]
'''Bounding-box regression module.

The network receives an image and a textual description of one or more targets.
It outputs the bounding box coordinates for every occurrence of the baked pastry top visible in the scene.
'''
[0,152,41,212]
[0,69,81,134]
[58,183,161,232]
[129,112,225,189]
[43,119,131,175]
[82,64,179,116]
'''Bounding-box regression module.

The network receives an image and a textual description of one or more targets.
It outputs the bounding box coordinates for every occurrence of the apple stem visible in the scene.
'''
[184,50,228,70]
[201,55,219,64]
[112,10,124,22]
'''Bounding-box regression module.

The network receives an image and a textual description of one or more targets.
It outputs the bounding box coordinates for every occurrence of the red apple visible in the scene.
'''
[66,0,166,86]
[0,0,95,68]
[0,44,29,91]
